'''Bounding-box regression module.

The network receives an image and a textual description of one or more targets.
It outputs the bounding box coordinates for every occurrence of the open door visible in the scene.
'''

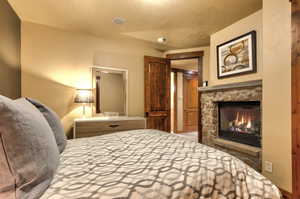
[144,56,171,132]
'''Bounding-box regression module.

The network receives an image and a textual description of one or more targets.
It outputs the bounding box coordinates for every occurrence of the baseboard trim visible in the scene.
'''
[280,188,293,199]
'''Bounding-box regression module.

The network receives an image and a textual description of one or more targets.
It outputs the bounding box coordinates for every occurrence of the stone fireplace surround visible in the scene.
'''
[200,80,262,171]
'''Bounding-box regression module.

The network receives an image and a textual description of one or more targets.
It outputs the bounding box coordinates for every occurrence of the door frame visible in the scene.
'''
[166,51,204,143]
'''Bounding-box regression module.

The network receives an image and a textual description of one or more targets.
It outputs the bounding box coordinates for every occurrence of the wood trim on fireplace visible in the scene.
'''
[199,80,262,93]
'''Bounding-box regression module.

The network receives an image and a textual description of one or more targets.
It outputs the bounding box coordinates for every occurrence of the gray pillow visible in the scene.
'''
[26,98,67,153]
[0,96,60,199]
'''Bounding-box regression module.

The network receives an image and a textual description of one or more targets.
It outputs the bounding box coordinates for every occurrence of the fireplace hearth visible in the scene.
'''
[218,101,261,147]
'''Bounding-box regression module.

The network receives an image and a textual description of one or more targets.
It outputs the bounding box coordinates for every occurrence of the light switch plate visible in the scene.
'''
[265,161,273,173]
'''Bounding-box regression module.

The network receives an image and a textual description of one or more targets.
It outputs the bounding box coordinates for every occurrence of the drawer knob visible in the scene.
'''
[109,124,120,128]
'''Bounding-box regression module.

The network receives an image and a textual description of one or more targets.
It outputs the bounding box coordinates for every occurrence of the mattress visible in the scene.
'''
[41,129,281,199]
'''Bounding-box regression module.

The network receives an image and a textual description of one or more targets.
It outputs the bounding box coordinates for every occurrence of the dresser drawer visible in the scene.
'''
[74,119,146,138]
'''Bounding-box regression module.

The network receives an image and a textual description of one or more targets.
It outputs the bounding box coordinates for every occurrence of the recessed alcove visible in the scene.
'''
[200,80,262,171]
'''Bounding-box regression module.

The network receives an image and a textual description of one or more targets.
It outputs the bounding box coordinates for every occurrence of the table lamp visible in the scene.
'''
[74,89,94,117]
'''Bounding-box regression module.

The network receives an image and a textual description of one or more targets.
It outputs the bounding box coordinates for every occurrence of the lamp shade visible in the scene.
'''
[74,89,94,103]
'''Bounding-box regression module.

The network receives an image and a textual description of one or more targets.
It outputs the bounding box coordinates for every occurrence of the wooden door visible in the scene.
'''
[183,73,198,132]
[292,1,300,198]
[144,56,171,132]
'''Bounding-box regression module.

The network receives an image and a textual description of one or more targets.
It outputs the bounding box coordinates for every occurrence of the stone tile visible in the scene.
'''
[201,86,262,171]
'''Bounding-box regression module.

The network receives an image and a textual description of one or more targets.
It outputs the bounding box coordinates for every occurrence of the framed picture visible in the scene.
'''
[217,31,257,79]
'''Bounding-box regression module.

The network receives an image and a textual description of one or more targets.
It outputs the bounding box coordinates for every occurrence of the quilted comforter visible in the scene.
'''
[41,129,281,199]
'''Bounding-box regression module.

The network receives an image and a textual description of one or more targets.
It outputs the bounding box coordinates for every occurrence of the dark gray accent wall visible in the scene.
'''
[0,0,20,99]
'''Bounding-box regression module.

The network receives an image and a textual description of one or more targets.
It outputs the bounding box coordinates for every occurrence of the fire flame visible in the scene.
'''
[246,119,251,128]
[235,112,253,129]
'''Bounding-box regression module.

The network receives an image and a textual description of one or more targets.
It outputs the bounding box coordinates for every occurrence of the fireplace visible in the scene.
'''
[218,101,261,147]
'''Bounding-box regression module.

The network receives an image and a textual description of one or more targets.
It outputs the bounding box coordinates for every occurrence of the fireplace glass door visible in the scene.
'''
[218,101,261,147]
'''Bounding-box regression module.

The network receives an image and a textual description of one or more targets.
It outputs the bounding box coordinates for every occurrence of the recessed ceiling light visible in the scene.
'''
[157,37,167,44]
[112,17,126,25]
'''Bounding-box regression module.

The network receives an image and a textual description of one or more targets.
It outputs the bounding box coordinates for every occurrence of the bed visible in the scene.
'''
[41,129,281,199]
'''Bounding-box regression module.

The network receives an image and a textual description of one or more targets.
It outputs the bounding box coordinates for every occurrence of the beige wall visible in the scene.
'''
[164,47,210,82]
[262,0,292,192]
[0,0,20,99]
[21,22,163,134]
[209,10,263,86]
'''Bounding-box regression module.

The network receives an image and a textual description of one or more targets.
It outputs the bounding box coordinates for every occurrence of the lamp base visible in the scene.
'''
[82,103,87,118]
[81,103,92,118]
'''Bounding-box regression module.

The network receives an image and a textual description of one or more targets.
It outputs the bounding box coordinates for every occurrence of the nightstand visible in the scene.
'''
[73,116,146,138]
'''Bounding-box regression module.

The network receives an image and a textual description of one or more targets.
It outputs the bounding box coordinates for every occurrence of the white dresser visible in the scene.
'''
[73,116,146,138]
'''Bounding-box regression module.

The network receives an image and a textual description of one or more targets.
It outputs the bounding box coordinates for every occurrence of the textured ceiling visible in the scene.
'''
[171,59,198,71]
[8,0,262,50]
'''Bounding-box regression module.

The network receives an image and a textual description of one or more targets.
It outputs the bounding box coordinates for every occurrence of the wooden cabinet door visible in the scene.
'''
[183,74,198,132]
[144,56,171,132]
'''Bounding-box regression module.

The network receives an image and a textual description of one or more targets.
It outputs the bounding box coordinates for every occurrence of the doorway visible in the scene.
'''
[167,51,204,143]
[144,52,203,142]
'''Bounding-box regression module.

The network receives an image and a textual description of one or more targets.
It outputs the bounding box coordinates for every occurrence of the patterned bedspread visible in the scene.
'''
[41,129,281,199]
